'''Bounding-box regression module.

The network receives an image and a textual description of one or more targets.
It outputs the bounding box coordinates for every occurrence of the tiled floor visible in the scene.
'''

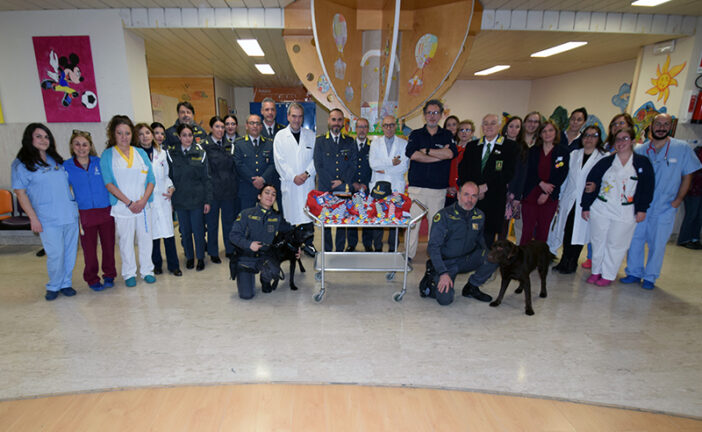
[1,235,700,418]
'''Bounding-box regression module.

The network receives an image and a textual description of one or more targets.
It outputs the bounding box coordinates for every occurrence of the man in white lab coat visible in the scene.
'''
[273,102,317,255]
[369,115,410,251]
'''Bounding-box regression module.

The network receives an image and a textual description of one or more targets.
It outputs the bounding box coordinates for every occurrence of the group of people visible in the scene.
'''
[414,104,700,305]
[11,95,702,303]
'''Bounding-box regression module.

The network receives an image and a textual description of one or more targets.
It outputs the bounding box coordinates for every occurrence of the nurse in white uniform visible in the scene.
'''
[100,115,157,287]
[581,127,654,287]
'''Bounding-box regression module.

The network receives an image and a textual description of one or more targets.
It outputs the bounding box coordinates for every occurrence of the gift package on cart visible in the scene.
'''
[306,190,411,224]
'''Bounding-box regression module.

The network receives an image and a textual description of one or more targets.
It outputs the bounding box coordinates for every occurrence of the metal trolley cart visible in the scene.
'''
[304,200,427,303]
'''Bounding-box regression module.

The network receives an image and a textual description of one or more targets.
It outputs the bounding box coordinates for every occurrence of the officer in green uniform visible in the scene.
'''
[421,181,497,306]
[229,185,296,299]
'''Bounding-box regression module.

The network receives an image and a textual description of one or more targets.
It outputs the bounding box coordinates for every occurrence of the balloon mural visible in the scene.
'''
[408,33,438,96]
[332,13,347,80]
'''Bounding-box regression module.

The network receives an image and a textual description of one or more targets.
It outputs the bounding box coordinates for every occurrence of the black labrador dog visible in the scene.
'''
[228,229,310,292]
[268,228,310,291]
[487,240,555,316]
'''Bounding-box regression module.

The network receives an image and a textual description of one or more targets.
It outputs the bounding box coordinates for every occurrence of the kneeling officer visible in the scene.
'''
[420,181,498,305]
[229,184,292,299]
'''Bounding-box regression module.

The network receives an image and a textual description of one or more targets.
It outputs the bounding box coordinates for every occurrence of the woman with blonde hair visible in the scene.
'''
[64,130,117,291]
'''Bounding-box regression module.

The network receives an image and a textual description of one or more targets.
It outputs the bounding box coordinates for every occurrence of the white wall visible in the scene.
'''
[529,60,636,126]
[404,80,532,130]
[0,9,151,190]
[124,29,153,123]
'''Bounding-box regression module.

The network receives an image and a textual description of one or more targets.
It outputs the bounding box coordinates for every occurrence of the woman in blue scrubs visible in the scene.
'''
[12,123,79,301]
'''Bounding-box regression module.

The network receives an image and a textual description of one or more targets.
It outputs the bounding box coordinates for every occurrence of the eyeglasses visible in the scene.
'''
[615,136,632,143]
[583,133,599,138]
[459,128,473,133]
[382,123,396,128]
[247,121,262,125]
[424,110,441,116]
[72,129,91,137]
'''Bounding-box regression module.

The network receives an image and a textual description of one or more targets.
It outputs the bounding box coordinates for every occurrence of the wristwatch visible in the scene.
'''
[425,147,430,155]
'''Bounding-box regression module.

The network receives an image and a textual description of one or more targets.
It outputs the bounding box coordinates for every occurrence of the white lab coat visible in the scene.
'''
[368,135,409,192]
[150,147,175,239]
[547,148,606,253]
[273,126,317,225]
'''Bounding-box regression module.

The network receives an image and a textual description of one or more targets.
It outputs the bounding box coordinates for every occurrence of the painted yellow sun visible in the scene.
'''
[646,55,686,105]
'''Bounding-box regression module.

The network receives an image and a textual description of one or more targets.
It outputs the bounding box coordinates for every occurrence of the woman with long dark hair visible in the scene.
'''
[548,125,606,273]
[137,122,181,277]
[100,115,156,287]
[501,116,525,241]
[12,123,79,300]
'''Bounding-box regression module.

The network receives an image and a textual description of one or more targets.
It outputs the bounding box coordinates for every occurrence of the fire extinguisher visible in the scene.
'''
[692,74,702,124]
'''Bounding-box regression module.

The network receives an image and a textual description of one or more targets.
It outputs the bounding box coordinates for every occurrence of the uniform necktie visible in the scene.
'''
[268,127,273,137]
[481,142,491,171]
[216,140,222,147]
[253,138,258,147]
[334,136,339,145]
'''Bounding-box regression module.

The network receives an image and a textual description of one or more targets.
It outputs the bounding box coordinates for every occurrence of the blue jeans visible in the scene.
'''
[176,209,205,260]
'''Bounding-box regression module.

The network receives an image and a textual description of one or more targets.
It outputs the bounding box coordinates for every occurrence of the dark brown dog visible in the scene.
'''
[487,240,555,316]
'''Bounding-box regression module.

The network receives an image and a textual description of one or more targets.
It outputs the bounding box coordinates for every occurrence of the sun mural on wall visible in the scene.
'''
[646,54,686,105]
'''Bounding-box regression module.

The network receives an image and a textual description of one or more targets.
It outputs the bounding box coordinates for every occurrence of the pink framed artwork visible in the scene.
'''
[33,36,100,122]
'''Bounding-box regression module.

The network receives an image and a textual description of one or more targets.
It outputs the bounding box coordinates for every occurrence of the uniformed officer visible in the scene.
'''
[234,114,279,211]
[345,117,374,252]
[202,116,238,262]
[421,181,497,306]
[164,101,208,150]
[313,108,358,251]
[167,123,212,271]
[229,185,297,300]
[260,97,285,140]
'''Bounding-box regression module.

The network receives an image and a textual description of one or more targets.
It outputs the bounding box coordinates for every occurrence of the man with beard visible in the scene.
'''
[405,100,457,263]
[458,113,518,248]
[621,113,701,290]
[314,108,358,251]
[273,103,317,256]
[164,101,208,150]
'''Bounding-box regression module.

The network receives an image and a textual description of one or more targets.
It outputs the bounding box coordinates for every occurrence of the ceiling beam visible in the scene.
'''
[481,9,696,35]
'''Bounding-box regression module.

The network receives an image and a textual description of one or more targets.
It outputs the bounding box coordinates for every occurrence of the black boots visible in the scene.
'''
[462,283,492,302]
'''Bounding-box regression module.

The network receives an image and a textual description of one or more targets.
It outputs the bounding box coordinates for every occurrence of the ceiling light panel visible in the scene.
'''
[474,65,511,76]
[237,39,264,56]
[255,64,275,75]
[531,41,587,58]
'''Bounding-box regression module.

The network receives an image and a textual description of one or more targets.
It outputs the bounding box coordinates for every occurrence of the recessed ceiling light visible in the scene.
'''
[474,65,510,76]
[237,39,264,56]
[530,41,587,58]
[631,0,672,6]
[255,64,275,75]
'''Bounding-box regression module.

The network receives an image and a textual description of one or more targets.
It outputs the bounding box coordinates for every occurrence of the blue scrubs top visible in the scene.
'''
[635,138,702,209]
[11,155,79,226]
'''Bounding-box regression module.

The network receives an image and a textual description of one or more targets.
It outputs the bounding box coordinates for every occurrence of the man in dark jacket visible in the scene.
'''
[345,117,373,251]
[422,181,497,306]
[234,114,278,210]
[313,108,358,252]
[164,101,208,150]
[458,113,518,248]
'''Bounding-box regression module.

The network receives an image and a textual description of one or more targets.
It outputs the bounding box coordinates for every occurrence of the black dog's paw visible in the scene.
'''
[489,301,500,307]
[539,292,547,298]
[515,288,523,294]
[525,308,535,316]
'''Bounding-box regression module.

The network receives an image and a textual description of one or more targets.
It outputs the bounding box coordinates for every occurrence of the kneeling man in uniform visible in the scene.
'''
[421,181,498,306]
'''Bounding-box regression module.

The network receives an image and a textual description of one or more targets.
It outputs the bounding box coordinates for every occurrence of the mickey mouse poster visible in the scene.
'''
[32,36,100,122]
